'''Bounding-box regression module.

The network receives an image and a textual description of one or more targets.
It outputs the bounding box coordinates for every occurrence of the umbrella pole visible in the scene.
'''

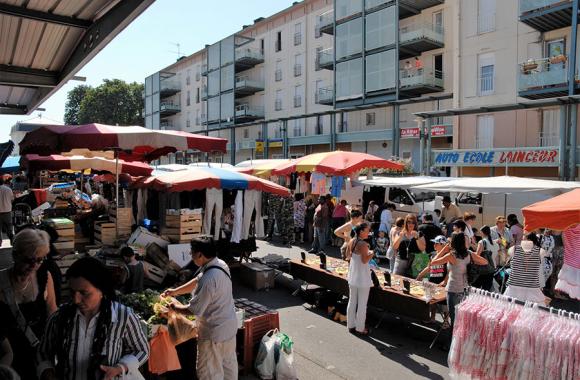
[115,151,119,242]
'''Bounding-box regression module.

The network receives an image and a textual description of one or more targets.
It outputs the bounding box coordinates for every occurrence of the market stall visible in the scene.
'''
[290,256,446,321]
[235,159,292,178]
[522,189,580,300]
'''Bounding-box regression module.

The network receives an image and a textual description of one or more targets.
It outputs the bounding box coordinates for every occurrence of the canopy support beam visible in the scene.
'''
[0,3,92,28]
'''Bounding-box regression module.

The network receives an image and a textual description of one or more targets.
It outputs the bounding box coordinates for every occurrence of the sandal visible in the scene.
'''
[355,328,370,336]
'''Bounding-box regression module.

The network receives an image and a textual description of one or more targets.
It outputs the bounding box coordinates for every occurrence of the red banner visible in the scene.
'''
[400,125,448,138]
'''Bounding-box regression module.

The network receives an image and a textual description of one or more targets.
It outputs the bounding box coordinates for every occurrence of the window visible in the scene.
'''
[275,90,283,111]
[260,39,265,53]
[195,66,201,81]
[540,109,560,147]
[388,187,413,206]
[294,85,302,108]
[243,128,249,139]
[365,6,396,51]
[293,119,303,137]
[336,0,363,21]
[196,88,200,103]
[336,58,363,100]
[366,49,396,93]
[433,11,443,31]
[366,112,376,126]
[336,18,363,59]
[315,47,323,71]
[186,70,191,86]
[275,60,282,82]
[186,117,191,128]
[478,53,495,96]
[275,31,282,52]
[316,115,324,135]
[186,91,191,106]
[196,110,200,125]
[478,0,495,34]
[476,115,494,149]
[294,54,302,77]
[340,113,348,132]
[294,23,302,46]
[315,80,324,103]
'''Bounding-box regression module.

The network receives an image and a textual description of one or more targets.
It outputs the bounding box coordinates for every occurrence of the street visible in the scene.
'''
[236,240,450,380]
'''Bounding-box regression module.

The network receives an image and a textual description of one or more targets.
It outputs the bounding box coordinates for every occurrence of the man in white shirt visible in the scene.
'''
[0,178,14,245]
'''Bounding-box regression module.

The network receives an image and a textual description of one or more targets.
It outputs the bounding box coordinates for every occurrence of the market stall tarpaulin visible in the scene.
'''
[137,166,290,196]
[234,159,292,178]
[271,151,404,176]
[412,175,580,193]
[22,154,153,177]
[19,123,227,161]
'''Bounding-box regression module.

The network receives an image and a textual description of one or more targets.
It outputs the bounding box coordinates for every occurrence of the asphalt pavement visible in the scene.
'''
[235,239,451,380]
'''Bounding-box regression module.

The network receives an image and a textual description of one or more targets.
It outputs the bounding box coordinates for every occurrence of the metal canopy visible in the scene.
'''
[414,95,580,119]
[0,0,155,115]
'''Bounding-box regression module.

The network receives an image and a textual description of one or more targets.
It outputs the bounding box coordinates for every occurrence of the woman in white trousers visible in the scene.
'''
[346,222,374,336]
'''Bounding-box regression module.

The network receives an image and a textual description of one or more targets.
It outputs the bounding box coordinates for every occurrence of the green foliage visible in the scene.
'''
[64,79,144,126]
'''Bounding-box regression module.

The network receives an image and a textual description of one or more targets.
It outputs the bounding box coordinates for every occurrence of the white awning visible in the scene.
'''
[357,175,457,189]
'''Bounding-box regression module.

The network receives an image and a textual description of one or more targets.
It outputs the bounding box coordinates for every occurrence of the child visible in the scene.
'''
[374,230,389,262]
[121,246,145,293]
[416,235,450,325]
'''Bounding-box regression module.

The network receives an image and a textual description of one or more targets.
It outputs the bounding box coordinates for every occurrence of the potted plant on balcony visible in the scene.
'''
[549,54,566,64]
[522,59,538,72]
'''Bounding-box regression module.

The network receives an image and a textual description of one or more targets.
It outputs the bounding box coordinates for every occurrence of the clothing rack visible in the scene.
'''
[465,286,580,321]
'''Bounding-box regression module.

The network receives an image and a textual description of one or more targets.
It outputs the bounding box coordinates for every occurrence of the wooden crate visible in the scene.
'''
[143,261,166,284]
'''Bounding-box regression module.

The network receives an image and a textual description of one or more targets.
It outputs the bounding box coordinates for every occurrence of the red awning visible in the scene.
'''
[522,189,580,231]
[22,154,153,177]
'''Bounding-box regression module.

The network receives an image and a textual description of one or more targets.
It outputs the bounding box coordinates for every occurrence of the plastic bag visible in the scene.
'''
[167,311,197,346]
[255,329,278,379]
[148,327,181,374]
[410,252,430,278]
[275,333,297,380]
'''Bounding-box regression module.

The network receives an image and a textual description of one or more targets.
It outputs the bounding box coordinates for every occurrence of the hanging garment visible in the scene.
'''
[289,173,297,191]
[556,224,580,300]
[230,191,244,243]
[243,190,263,239]
[311,172,326,195]
[505,243,544,303]
[331,176,344,198]
[204,188,223,240]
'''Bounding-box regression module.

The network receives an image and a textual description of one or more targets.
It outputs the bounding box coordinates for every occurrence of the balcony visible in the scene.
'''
[316,10,334,35]
[519,0,573,32]
[294,64,302,77]
[518,57,569,99]
[399,69,444,96]
[160,102,181,116]
[160,120,177,130]
[317,48,334,70]
[235,48,264,71]
[235,75,265,97]
[160,77,181,98]
[399,0,445,19]
[316,86,334,105]
[399,23,444,60]
[235,104,265,122]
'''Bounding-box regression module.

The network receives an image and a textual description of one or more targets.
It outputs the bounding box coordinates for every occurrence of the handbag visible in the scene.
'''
[467,241,496,284]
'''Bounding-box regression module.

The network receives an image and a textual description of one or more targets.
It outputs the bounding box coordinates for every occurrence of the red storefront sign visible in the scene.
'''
[400,125,448,138]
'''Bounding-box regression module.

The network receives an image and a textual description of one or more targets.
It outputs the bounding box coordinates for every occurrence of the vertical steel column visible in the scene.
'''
[230,127,236,165]
[330,113,337,151]
[567,0,579,179]
[262,122,268,159]
[569,0,579,96]
[282,119,289,159]
[559,105,569,180]
[570,104,578,180]
[419,119,425,175]
[392,105,400,157]
[426,117,433,174]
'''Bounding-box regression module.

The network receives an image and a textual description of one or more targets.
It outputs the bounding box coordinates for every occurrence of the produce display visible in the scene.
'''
[118,289,194,326]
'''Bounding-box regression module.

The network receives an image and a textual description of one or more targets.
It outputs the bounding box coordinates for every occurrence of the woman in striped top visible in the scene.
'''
[504,232,546,304]
[38,257,149,380]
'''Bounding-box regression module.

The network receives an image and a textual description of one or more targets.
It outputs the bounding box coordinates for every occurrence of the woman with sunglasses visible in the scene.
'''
[0,229,57,379]
[392,214,426,276]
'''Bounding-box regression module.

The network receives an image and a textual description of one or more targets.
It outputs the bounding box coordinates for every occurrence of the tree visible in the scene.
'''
[64,84,91,125]
[65,79,144,126]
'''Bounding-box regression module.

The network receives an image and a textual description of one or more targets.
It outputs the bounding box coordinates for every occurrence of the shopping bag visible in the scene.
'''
[167,311,197,346]
[275,332,297,380]
[148,327,181,374]
[255,329,278,379]
[410,252,430,278]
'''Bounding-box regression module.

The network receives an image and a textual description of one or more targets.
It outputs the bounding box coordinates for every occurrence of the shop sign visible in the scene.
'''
[255,140,264,153]
[268,139,283,148]
[432,148,559,167]
[400,125,448,138]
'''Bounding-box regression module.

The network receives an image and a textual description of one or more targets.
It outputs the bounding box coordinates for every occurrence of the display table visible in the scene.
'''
[290,257,446,321]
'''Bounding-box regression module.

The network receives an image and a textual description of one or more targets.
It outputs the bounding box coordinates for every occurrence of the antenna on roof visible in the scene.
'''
[170,42,182,61]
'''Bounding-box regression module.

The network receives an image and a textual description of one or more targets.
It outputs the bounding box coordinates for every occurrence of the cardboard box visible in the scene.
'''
[240,262,275,291]
[143,261,166,284]
[127,227,169,249]
[168,244,192,268]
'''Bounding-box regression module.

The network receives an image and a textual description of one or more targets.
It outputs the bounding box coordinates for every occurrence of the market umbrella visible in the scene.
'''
[135,166,290,196]
[19,123,227,161]
[22,154,153,177]
[234,159,292,177]
[522,188,580,232]
[271,151,404,176]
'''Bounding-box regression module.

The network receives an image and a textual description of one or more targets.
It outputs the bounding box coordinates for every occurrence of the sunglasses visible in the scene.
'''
[23,256,46,265]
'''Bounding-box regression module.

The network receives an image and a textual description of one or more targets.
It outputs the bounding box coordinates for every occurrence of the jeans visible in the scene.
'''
[347,285,370,332]
[312,226,327,252]
[447,291,465,328]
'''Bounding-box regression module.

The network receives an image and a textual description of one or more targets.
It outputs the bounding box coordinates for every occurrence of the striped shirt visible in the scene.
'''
[508,245,541,288]
[38,301,149,380]
[563,225,580,270]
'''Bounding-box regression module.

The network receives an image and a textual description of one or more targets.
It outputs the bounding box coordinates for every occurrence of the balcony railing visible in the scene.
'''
[235,48,264,63]
[366,0,392,11]
[294,95,302,108]
[316,86,334,105]
[518,56,568,92]
[160,102,181,113]
[235,76,265,95]
[160,77,181,97]
[235,104,265,118]
[294,32,302,46]
[316,10,334,35]
[539,131,559,147]
[520,0,570,14]
[400,23,444,45]
[275,69,282,82]
[160,121,175,130]
[400,69,444,89]
[275,99,282,111]
[317,48,334,70]
[294,64,302,77]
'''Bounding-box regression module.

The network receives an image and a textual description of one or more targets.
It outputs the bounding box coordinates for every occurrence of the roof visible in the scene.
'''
[0,0,155,115]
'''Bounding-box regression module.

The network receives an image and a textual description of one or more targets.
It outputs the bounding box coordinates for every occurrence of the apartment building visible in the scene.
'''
[429,0,579,180]
[144,0,453,170]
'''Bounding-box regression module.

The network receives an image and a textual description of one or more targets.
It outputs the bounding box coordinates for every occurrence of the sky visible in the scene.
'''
[0,0,292,142]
